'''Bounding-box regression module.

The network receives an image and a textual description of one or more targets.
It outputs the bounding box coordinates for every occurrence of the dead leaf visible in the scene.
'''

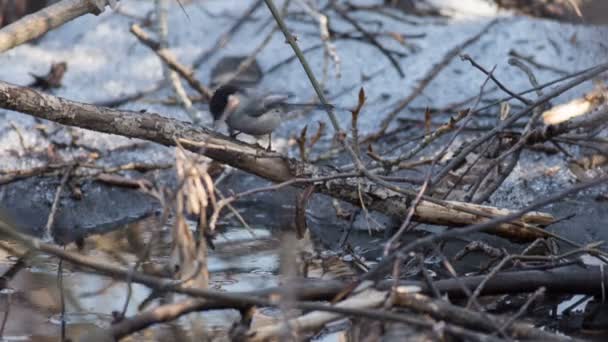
[424,107,431,134]
[295,184,316,239]
[29,62,68,89]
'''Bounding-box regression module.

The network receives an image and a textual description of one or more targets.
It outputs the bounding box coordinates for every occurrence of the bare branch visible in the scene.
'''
[0,0,106,53]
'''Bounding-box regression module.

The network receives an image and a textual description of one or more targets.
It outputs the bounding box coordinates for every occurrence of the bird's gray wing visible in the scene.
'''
[235,88,292,117]
[247,94,290,117]
[262,94,290,107]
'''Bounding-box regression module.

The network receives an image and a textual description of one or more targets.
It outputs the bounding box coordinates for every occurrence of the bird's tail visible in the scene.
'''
[283,103,348,111]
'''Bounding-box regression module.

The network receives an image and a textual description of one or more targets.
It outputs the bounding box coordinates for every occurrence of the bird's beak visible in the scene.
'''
[218,95,240,123]
[226,95,240,114]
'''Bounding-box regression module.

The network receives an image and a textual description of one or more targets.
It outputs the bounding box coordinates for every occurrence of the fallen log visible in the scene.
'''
[0,81,554,241]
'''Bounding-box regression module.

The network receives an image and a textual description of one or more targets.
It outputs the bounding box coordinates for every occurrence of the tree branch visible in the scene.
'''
[0,0,106,53]
[0,81,555,240]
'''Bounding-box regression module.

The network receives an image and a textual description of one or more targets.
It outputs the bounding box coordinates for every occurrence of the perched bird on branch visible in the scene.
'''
[209,85,334,151]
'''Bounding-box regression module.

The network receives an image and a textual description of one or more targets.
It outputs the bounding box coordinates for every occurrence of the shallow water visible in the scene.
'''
[0,220,286,341]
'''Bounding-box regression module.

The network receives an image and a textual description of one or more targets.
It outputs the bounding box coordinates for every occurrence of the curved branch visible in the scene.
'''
[0,0,105,53]
[0,81,554,240]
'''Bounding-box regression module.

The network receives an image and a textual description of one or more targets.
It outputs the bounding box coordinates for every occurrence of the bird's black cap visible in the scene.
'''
[210,84,240,120]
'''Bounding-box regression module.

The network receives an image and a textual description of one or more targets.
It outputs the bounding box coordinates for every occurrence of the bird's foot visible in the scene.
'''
[266,134,273,152]
[229,129,241,138]
[89,0,118,12]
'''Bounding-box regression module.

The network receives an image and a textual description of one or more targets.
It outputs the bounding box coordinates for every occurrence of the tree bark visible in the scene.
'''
[0,0,101,52]
[0,81,555,241]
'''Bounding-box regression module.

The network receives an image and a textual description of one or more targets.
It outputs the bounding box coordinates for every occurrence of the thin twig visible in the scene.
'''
[263,0,343,133]
[383,179,428,256]
[94,81,164,107]
[431,62,608,186]
[461,54,532,105]
[466,242,602,308]
[265,43,323,74]
[296,0,340,77]
[193,0,264,69]
[372,19,500,139]
[500,287,545,332]
[509,49,569,75]
[332,4,403,77]
[58,256,66,341]
[44,165,73,240]
[0,292,9,338]
[354,174,608,289]
[130,24,212,101]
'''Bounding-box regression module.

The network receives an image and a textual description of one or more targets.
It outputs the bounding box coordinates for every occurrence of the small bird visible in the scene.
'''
[209,85,332,151]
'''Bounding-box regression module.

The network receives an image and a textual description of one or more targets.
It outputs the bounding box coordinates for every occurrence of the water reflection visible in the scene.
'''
[0,218,283,341]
